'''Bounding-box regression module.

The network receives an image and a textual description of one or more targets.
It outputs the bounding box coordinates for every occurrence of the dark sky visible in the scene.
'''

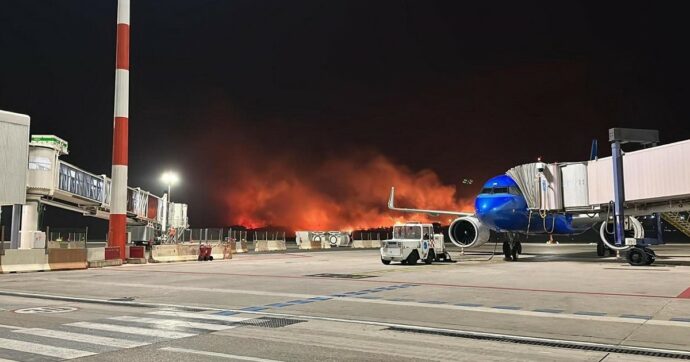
[1,1,689,234]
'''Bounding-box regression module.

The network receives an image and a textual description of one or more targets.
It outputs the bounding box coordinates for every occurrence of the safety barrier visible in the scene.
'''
[222,243,233,259]
[209,243,229,260]
[0,249,50,273]
[229,240,248,253]
[87,247,105,268]
[150,243,200,263]
[48,248,87,271]
[127,246,147,264]
[298,240,331,250]
[254,240,287,252]
[103,246,124,266]
[351,240,382,249]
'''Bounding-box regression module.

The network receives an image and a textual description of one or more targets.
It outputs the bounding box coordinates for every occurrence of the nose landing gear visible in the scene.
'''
[502,233,522,261]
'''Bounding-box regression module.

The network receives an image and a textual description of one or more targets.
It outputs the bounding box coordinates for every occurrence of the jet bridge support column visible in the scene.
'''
[611,141,625,247]
[608,128,660,250]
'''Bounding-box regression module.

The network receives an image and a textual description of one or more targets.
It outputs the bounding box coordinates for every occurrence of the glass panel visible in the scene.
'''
[393,225,422,239]
[57,163,104,202]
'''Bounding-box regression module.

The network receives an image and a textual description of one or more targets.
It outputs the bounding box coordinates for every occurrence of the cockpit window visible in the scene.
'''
[480,186,523,195]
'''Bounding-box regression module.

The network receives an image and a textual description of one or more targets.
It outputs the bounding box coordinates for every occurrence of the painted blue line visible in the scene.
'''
[266,303,294,308]
[330,294,349,297]
[574,311,607,316]
[455,303,482,307]
[619,314,651,320]
[533,309,563,314]
[241,306,267,312]
[356,296,381,299]
[419,301,446,304]
[308,297,332,301]
[493,306,521,310]
[286,299,314,304]
[387,298,413,302]
[215,310,239,316]
[670,317,690,323]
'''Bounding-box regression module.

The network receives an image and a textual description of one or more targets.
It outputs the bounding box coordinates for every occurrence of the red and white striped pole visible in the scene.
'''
[108,0,130,260]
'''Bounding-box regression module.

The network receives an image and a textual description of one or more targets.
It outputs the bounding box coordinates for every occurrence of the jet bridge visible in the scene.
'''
[507,131,690,265]
[507,137,690,215]
[18,135,188,248]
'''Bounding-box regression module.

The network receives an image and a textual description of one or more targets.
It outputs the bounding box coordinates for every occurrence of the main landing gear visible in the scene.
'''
[502,233,522,261]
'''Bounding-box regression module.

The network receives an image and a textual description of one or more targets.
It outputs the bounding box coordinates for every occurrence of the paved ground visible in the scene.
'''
[0,243,689,361]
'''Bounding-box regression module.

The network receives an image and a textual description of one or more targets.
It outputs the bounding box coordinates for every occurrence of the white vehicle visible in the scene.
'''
[380,222,451,265]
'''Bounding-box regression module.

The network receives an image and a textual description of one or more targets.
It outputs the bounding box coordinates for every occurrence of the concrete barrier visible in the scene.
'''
[298,240,331,250]
[150,244,199,263]
[207,243,229,260]
[254,240,287,252]
[150,245,176,263]
[227,240,248,253]
[0,249,50,273]
[222,244,234,259]
[87,247,105,268]
[127,246,147,264]
[87,246,122,267]
[103,246,124,266]
[48,248,87,271]
[351,240,382,249]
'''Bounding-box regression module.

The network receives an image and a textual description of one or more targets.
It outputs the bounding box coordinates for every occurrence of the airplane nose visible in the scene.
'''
[475,196,512,216]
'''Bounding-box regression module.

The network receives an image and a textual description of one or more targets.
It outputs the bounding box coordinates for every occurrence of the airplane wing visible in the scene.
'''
[387,187,473,217]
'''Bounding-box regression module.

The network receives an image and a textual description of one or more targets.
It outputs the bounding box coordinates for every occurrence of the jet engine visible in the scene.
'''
[448,216,490,248]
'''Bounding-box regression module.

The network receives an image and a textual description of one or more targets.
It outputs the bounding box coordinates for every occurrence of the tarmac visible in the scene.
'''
[0,242,689,361]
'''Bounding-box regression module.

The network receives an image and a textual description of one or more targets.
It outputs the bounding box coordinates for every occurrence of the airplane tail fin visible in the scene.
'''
[589,139,598,161]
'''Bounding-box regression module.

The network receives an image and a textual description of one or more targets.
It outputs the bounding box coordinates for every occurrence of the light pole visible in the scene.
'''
[161,171,179,202]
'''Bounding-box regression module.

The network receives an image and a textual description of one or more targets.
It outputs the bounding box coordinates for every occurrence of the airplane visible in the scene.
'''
[387,174,627,261]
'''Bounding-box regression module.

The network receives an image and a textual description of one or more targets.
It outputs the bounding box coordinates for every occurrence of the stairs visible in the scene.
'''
[661,212,690,238]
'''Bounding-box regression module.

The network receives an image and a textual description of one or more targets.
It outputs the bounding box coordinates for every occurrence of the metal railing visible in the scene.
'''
[46,226,87,249]
[180,228,224,242]
[252,231,286,242]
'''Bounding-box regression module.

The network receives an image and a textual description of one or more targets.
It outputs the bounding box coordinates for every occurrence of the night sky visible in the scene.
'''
[1,1,689,235]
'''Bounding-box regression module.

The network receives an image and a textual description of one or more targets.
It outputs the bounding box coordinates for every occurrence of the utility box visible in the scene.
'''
[0,110,30,206]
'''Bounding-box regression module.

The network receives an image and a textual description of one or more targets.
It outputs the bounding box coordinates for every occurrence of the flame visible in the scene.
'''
[190,115,474,231]
[216,150,473,230]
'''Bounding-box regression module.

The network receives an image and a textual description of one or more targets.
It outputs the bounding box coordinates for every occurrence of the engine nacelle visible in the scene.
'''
[449,216,490,248]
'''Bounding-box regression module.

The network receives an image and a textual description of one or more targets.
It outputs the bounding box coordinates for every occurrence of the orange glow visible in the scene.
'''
[219,151,474,230]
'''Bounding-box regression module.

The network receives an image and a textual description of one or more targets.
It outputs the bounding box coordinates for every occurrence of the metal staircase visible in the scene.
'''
[661,212,690,238]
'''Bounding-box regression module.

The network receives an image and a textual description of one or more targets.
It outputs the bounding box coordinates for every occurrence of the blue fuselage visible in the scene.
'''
[474,175,595,235]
